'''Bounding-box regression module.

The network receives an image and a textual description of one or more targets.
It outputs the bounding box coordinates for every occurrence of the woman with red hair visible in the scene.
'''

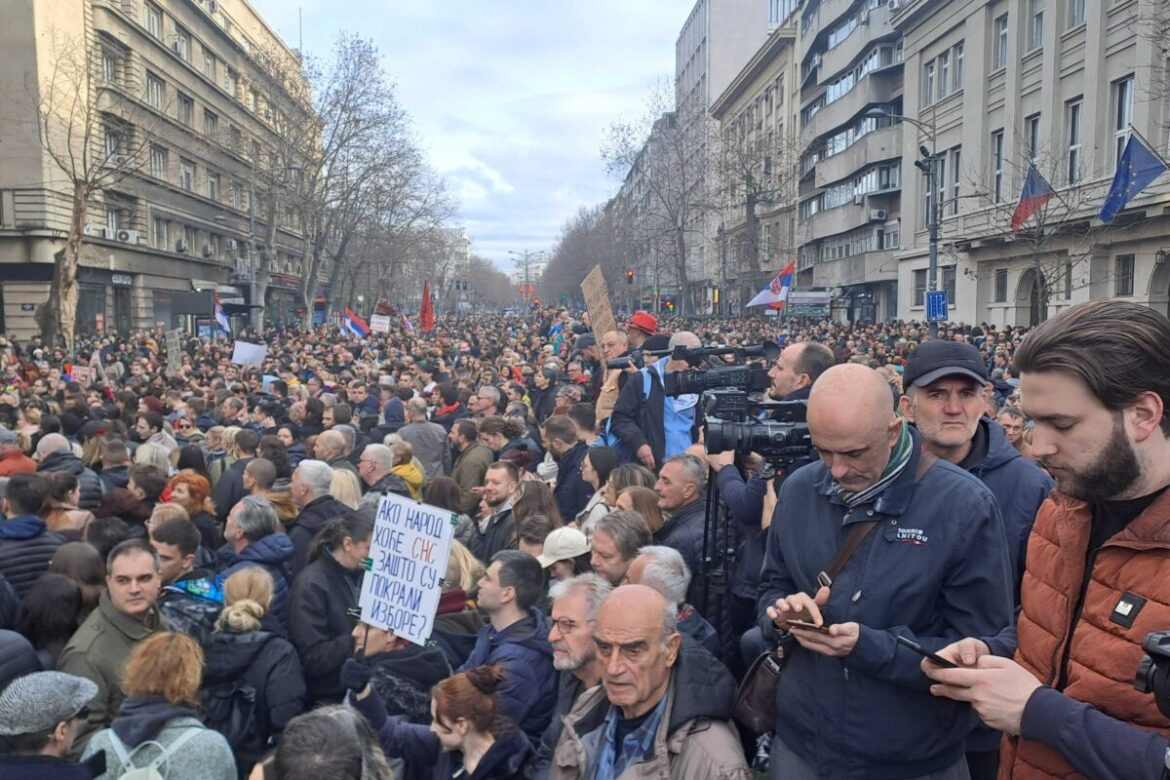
[168,469,222,549]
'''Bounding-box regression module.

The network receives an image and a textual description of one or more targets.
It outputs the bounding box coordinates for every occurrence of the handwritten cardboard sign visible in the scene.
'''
[581,265,616,339]
[369,314,391,334]
[358,492,456,646]
[165,329,183,375]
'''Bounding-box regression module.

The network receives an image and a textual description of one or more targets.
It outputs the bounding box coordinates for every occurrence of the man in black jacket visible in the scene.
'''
[211,428,258,524]
[469,462,520,562]
[288,459,349,577]
[653,455,710,613]
[541,415,592,522]
[0,474,64,598]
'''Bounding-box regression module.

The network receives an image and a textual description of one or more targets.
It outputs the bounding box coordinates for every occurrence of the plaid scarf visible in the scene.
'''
[834,421,914,509]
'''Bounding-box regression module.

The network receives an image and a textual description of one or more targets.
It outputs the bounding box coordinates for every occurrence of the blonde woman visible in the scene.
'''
[330,468,363,510]
[133,441,172,475]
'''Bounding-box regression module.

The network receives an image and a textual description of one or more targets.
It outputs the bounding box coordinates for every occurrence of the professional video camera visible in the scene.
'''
[605,349,646,371]
[704,398,812,469]
[1135,630,1170,719]
[661,341,779,397]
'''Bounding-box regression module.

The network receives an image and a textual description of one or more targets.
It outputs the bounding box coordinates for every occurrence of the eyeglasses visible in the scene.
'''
[551,617,593,635]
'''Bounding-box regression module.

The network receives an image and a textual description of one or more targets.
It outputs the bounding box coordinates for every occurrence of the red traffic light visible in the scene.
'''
[625,268,634,284]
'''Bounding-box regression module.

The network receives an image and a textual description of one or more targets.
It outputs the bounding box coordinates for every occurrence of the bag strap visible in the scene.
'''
[149,728,203,772]
[107,730,133,773]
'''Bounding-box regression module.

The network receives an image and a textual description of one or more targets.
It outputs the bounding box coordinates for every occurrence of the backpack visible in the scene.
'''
[596,369,653,462]
[106,727,201,780]
[201,677,260,752]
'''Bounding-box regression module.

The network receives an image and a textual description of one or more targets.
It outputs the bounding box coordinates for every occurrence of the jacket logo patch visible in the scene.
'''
[895,527,928,545]
[1110,592,1146,629]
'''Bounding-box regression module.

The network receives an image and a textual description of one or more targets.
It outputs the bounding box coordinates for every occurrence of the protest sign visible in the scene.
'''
[70,365,91,384]
[231,341,268,366]
[370,314,391,334]
[581,265,616,338]
[359,492,456,646]
[165,329,183,374]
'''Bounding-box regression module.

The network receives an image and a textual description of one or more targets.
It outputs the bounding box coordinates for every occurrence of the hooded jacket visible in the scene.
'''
[98,465,129,493]
[369,640,451,723]
[549,639,750,780]
[37,450,103,512]
[392,462,425,500]
[201,627,306,774]
[551,443,592,523]
[287,494,350,578]
[460,608,557,745]
[0,515,66,597]
[287,549,360,705]
[215,533,295,629]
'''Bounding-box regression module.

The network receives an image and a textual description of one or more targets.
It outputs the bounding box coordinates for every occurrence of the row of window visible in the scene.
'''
[911,267,958,306]
[991,0,1087,71]
[815,221,901,263]
[800,162,900,218]
[921,42,964,107]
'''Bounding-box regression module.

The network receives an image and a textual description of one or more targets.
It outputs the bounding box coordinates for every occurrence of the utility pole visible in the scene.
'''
[248,176,258,333]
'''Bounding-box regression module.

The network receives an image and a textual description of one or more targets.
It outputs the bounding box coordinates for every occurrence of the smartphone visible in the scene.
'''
[785,619,831,635]
[896,635,959,669]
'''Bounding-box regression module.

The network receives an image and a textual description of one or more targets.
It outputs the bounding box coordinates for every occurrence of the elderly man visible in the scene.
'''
[356,443,410,510]
[0,428,34,477]
[34,433,102,511]
[314,429,358,478]
[550,584,749,779]
[626,545,719,657]
[594,329,629,424]
[59,539,168,755]
[0,671,104,776]
[610,331,702,471]
[216,495,294,626]
[758,364,1013,779]
[470,385,502,419]
[531,573,612,777]
[589,509,652,586]
[653,455,710,611]
[398,397,450,482]
[286,459,348,576]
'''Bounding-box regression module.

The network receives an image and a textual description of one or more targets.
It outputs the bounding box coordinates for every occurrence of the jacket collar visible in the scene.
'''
[96,590,163,640]
[813,425,928,519]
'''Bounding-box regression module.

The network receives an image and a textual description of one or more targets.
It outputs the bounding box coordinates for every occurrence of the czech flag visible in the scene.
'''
[1098,131,1169,223]
[213,293,230,334]
[1009,164,1055,232]
[342,306,369,338]
[747,261,796,307]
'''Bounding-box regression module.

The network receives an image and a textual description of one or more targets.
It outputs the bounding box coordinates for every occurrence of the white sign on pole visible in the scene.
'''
[359,492,456,646]
[231,341,268,366]
[370,314,391,334]
[165,329,183,374]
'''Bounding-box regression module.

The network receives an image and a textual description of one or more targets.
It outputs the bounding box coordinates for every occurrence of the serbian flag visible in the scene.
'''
[1098,131,1169,223]
[747,262,796,307]
[400,313,415,333]
[419,281,435,333]
[1009,164,1055,232]
[342,307,369,338]
[213,293,230,333]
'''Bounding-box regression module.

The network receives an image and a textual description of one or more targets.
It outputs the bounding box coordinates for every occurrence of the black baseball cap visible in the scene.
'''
[903,340,989,388]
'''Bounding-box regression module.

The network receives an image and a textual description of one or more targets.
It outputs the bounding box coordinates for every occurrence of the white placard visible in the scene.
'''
[370,314,391,334]
[231,341,268,366]
[165,329,183,374]
[359,492,456,646]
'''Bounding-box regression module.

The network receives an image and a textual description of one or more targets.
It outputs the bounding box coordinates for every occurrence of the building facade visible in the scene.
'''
[893,0,1170,326]
[0,0,311,339]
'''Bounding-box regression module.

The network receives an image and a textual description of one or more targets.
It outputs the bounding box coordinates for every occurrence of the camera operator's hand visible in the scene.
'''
[704,450,735,471]
[924,656,1041,735]
[762,479,777,530]
[636,445,655,471]
[766,585,830,629]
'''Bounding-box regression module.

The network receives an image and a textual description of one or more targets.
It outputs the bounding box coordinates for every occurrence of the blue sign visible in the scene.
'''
[925,290,949,323]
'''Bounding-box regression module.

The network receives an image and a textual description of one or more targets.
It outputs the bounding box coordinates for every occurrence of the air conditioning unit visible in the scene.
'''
[888,0,902,10]
[207,0,219,13]
[175,239,188,253]
[860,9,870,24]
[116,229,140,244]
[811,53,822,69]
[83,224,106,238]
[870,209,888,221]
[110,154,131,167]
[202,245,214,258]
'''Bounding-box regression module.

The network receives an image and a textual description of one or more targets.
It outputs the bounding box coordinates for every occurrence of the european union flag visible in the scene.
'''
[1098,133,1169,223]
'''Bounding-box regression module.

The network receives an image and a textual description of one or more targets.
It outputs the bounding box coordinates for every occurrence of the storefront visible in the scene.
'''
[76,268,134,336]
[265,274,302,327]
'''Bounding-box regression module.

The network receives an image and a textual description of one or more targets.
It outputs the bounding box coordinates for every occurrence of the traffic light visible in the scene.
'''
[626,268,634,285]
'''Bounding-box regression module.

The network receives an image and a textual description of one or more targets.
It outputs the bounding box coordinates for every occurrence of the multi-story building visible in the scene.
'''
[893,0,1170,326]
[795,0,904,322]
[709,13,802,313]
[0,0,311,338]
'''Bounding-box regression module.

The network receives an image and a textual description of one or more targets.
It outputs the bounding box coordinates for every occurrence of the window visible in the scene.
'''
[146,72,164,108]
[1026,114,1041,161]
[203,50,216,80]
[208,234,221,259]
[183,226,197,252]
[942,266,957,303]
[207,173,220,201]
[1114,254,1135,296]
[913,269,928,306]
[882,220,900,249]
[101,50,119,84]
[228,125,242,152]
[144,3,163,39]
[994,269,1008,302]
[1068,0,1085,27]
[174,27,191,61]
[152,216,168,249]
[937,52,950,100]
[949,147,962,216]
[991,130,1004,202]
[1066,98,1082,183]
[993,14,1009,69]
[922,61,935,106]
[177,93,193,126]
[104,127,120,158]
[149,145,167,178]
[953,42,964,92]
[1063,261,1073,299]
[1028,0,1044,50]
[105,206,120,234]
[203,110,218,138]
[1114,76,1134,165]
[179,159,194,191]
[225,68,239,98]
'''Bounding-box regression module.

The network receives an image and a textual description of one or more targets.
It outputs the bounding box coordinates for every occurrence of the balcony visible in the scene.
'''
[821,4,892,80]
[815,123,902,188]
[804,0,864,49]
[804,67,902,143]
[804,201,891,242]
[808,249,899,288]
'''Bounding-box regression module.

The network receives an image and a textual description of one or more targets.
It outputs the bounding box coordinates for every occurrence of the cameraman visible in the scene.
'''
[704,341,834,648]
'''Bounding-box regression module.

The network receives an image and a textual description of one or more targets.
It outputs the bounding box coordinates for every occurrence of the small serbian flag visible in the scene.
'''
[1010,164,1055,232]
[401,313,415,333]
[342,307,369,338]
[213,293,230,333]
[747,261,796,307]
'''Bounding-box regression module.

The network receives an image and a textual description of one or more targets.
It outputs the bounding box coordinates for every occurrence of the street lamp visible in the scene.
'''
[866,108,944,337]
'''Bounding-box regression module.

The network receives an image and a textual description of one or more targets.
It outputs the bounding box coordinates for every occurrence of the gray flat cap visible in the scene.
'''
[0,671,98,735]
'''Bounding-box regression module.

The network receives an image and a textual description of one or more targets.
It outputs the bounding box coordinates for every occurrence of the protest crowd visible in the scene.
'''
[0,299,1167,780]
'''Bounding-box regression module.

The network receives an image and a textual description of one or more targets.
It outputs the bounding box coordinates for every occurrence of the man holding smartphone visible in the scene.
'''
[757,363,1013,779]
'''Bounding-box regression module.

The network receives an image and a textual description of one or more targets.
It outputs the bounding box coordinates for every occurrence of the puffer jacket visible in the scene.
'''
[215,534,294,629]
[1000,490,1170,780]
[0,629,41,688]
[460,608,557,745]
[37,450,103,511]
[653,498,712,614]
[549,639,750,780]
[0,515,65,597]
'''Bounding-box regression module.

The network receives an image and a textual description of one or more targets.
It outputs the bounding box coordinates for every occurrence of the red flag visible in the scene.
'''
[419,281,435,333]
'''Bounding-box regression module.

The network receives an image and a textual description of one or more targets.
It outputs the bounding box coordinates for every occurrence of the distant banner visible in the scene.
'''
[231,341,268,366]
[358,492,456,646]
[369,314,392,334]
[165,329,183,375]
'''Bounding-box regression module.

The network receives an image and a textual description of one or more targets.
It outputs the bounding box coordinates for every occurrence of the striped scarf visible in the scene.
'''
[835,420,914,509]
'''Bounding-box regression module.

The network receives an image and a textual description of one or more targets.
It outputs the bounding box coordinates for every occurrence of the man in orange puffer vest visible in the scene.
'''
[926,300,1170,780]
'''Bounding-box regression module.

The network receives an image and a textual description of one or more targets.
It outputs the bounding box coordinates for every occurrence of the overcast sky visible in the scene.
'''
[249,0,697,271]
